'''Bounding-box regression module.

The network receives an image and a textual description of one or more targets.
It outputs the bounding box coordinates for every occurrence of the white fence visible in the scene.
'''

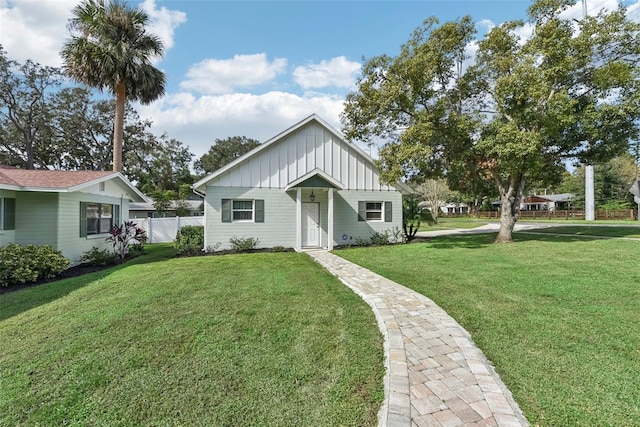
[133,216,204,243]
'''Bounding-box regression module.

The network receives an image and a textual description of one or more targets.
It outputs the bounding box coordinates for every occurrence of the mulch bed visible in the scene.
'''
[0,263,114,295]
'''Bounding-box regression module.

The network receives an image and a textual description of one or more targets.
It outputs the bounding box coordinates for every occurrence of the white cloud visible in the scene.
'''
[141,0,186,51]
[293,56,361,90]
[137,91,346,157]
[180,54,287,95]
[0,0,185,67]
[0,0,76,66]
[477,19,496,33]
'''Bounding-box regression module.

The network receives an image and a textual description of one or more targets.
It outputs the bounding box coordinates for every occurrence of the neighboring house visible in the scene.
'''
[129,199,204,218]
[420,201,469,215]
[193,114,412,251]
[520,193,574,211]
[0,166,147,264]
[441,202,469,215]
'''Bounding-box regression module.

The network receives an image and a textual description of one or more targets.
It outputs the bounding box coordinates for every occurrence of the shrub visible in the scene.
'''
[106,221,148,261]
[229,236,260,252]
[128,243,146,257]
[389,226,404,243]
[80,247,118,266]
[174,225,204,256]
[271,245,287,252]
[370,230,391,245]
[354,236,370,246]
[0,244,69,286]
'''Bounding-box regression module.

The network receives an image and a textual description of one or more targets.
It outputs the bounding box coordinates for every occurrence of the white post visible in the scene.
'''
[582,0,596,222]
[585,165,595,221]
[328,188,334,251]
[147,218,153,244]
[296,188,302,251]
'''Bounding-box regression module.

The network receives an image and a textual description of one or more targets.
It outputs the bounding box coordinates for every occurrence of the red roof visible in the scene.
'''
[0,167,116,189]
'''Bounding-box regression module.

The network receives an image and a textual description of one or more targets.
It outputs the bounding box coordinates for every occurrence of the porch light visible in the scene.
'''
[309,190,315,202]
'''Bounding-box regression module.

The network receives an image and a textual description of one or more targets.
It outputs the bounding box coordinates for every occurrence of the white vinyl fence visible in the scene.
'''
[132,216,204,243]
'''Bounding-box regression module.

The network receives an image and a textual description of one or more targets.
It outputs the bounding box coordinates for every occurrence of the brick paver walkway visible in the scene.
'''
[307,250,529,427]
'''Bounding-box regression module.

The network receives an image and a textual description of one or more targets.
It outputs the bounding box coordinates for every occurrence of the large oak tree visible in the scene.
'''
[61,0,166,172]
[194,136,261,176]
[342,0,640,242]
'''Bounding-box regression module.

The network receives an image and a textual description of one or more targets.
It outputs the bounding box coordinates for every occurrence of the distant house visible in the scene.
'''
[0,166,146,264]
[129,199,203,218]
[419,201,469,215]
[520,193,574,211]
[193,114,412,251]
[441,202,469,215]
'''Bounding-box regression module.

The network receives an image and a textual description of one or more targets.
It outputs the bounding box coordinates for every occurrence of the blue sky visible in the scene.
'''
[2,0,639,160]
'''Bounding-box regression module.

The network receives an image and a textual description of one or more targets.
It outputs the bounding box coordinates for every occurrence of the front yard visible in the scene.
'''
[337,229,640,426]
[0,245,384,426]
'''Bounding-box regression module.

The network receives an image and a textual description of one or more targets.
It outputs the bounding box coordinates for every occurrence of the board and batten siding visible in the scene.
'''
[205,187,297,250]
[207,122,395,191]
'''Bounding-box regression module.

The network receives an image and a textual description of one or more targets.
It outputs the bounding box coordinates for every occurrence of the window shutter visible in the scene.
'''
[385,201,393,222]
[114,204,121,225]
[221,199,231,223]
[80,202,87,237]
[358,201,366,221]
[255,199,264,223]
[3,198,15,230]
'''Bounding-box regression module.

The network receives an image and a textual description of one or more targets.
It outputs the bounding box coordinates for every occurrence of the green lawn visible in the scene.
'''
[0,245,384,426]
[336,232,640,426]
[520,224,640,239]
[427,217,493,229]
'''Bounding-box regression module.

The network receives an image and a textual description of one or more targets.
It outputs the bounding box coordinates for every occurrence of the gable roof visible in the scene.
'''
[193,114,412,194]
[0,166,147,202]
[284,168,344,191]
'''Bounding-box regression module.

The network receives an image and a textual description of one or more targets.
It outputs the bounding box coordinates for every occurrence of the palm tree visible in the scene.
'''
[61,0,165,172]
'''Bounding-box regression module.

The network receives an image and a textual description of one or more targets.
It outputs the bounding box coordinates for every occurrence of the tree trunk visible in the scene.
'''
[113,82,126,172]
[494,174,525,243]
[495,196,518,243]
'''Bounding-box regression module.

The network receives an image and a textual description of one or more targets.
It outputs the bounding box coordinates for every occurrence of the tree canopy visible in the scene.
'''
[61,0,166,172]
[0,48,195,194]
[0,46,62,169]
[195,136,261,175]
[342,0,640,242]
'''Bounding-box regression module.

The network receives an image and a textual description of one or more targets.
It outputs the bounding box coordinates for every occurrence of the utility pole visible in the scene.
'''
[583,0,595,221]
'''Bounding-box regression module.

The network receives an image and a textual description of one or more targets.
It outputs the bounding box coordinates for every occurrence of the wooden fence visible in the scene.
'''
[474,209,637,220]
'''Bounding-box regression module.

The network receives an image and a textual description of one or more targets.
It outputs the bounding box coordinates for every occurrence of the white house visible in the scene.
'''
[193,115,412,251]
[520,193,574,211]
[0,166,147,264]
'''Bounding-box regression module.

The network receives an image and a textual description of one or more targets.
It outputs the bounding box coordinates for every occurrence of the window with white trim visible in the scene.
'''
[222,199,264,223]
[358,201,392,222]
[80,202,120,236]
[365,202,383,220]
[233,200,253,221]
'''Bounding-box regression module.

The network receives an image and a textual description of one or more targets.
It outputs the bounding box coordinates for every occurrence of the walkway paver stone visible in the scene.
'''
[306,250,529,427]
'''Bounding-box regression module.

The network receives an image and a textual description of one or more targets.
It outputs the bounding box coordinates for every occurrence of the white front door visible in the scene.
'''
[301,202,320,247]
